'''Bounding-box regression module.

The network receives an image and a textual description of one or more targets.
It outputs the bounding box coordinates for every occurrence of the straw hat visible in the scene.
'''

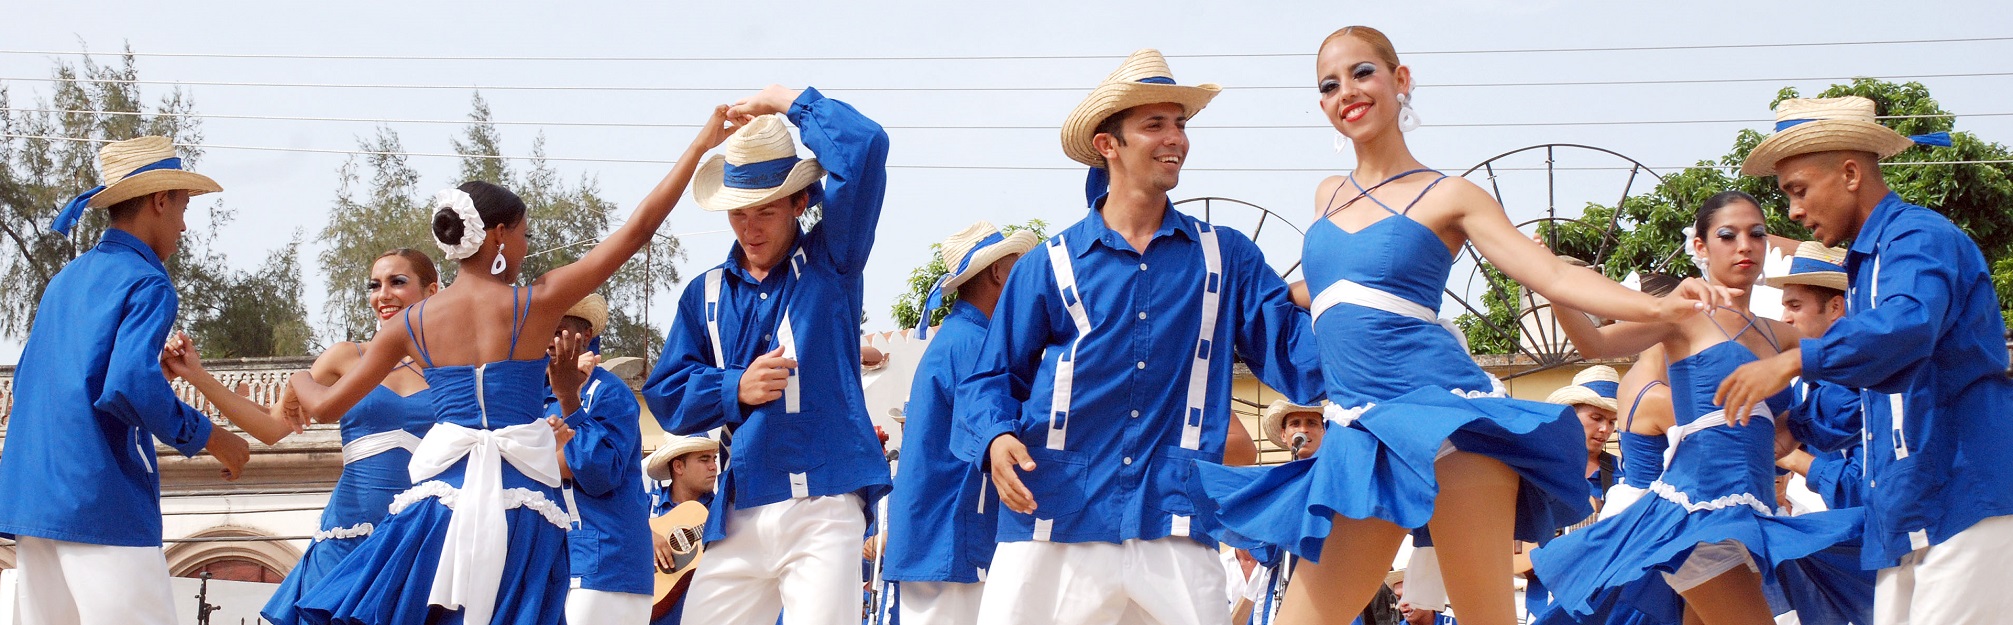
[1261,399,1325,448]
[1764,240,1849,292]
[50,136,222,235]
[644,434,719,482]
[562,293,609,337]
[1741,97,1916,177]
[1060,49,1221,167]
[692,114,826,212]
[939,222,1040,292]
[1546,365,1620,413]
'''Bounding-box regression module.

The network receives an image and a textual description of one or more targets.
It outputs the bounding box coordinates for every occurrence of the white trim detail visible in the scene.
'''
[388,480,572,530]
[703,268,726,367]
[1044,235,1092,452]
[1032,518,1054,542]
[1646,480,1774,515]
[1178,224,1223,452]
[312,522,376,542]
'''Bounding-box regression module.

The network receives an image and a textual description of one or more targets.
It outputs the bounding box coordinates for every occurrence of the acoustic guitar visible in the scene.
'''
[650,501,708,618]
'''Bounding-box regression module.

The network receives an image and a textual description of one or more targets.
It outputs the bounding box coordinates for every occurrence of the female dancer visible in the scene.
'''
[1530,191,1866,625]
[284,105,732,625]
[161,250,443,625]
[1196,26,1730,625]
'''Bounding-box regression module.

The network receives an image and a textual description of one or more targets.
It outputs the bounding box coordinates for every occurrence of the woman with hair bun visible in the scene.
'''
[283,105,736,625]
[1193,26,1732,625]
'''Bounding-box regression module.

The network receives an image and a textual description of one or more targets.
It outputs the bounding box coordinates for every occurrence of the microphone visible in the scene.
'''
[1290,432,1310,458]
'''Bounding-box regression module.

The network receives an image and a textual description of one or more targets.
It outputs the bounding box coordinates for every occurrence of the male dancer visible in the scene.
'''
[884,222,1037,624]
[1721,95,2013,624]
[1765,241,1865,510]
[643,84,891,625]
[547,293,653,623]
[0,136,251,624]
[960,49,1324,625]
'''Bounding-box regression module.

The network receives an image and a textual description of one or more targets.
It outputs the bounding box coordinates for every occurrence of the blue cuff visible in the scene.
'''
[1799,337,1829,384]
[787,86,825,125]
[718,367,749,429]
[562,409,590,429]
[174,408,216,458]
[964,419,1021,468]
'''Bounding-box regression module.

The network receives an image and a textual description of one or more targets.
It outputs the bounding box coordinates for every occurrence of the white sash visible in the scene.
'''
[1309,278,1468,352]
[341,430,423,465]
[1660,405,1775,471]
[408,420,563,625]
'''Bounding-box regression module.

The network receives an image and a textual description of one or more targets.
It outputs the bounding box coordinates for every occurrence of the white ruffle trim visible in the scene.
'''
[1647,480,1773,515]
[1328,380,1512,427]
[387,480,571,529]
[313,522,375,542]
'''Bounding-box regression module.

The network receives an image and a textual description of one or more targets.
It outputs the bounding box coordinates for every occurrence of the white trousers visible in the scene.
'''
[565,587,652,625]
[976,538,1226,625]
[897,580,984,625]
[680,494,867,625]
[13,535,175,625]
[1875,513,2013,625]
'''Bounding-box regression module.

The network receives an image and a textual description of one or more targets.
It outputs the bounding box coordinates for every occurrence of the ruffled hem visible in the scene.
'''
[389,480,571,530]
[262,533,358,625]
[312,522,375,542]
[1194,386,1592,563]
[1529,494,1869,624]
[294,488,570,625]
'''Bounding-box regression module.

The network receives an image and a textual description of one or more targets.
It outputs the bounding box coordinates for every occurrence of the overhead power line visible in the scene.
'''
[7,106,2008,131]
[7,132,2010,172]
[1,71,2007,94]
[0,36,2007,62]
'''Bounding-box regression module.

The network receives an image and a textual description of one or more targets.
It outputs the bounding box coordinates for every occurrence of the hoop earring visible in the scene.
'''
[1397,93,1422,133]
[490,242,508,275]
[1333,132,1349,154]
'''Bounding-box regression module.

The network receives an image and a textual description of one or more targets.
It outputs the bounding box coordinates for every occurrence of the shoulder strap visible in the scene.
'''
[403,301,434,368]
[1400,175,1451,215]
[1346,174,1403,217]
[508,284,534,355]
[1624,380,1666,431]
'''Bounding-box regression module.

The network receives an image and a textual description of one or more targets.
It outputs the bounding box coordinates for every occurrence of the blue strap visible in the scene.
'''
[1332,168,1439,220]
[404,301,435,368]
[508,285,534,355]
[1625,380,1666,431]
[1400,175,1451,215]
[49,157,185,235]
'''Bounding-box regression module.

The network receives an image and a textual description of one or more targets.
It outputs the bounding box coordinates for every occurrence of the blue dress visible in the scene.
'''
[1529,329,1871,625]
[296,289,571,625]
[262,377,435,625]
[1196,171,1592,562]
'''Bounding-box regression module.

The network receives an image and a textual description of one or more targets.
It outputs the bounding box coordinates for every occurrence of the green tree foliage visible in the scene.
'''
[1455,78,2013,352]
[320,94,686,361]
[889,220,1047,330]
[0,50,314,357]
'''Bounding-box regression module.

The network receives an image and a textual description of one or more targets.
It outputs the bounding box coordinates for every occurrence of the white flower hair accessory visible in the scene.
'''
[432,188,486,261]
[1680,226,1710,278]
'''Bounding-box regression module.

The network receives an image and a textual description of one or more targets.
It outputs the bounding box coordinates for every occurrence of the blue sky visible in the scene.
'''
[3,0,2008,364]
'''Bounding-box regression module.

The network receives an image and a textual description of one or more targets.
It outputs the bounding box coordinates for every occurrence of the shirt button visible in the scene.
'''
[1139,263,1148,271]
[1123,457,1133,465]
[1130,410,1141,418]
[759,292,769,300]
[1138,312,1148,320]
[764,334,773,342]
[1136,361,1147,370]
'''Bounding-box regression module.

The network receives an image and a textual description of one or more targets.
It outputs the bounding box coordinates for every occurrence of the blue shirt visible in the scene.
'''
[643,87,892,542]
[0,228,216,547]
[1789,378,1869,511]
[1800,192,2013,568]
[547,366,651,595]
[959,204,1324,546]
[884,301,997,583]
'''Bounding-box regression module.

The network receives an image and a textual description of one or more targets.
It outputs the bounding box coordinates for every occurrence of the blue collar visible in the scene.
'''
[946,298,991,330]
[723,234,805,285]
[1075,197,1195,258]
[1848,192,1911,257]
[98,227,167,274]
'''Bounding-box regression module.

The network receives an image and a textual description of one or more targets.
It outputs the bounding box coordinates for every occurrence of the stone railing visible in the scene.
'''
[0,356,315,427]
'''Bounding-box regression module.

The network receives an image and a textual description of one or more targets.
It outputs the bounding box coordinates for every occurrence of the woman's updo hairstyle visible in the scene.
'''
[1691,190,1763,239]
[432,180,528,248]
[1320,25,1403,71]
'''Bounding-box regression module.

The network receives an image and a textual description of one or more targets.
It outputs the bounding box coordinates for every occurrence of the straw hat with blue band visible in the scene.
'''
[1260,399,1326,448]
[1547,365,1620,413]
[1741,96,1953,177]
[692,114,826,212]
[913,221,1039,339]
[1764,240,1849,292]
[51,136,222,235]
[1062,49,1220,205]
[645,434,719,482]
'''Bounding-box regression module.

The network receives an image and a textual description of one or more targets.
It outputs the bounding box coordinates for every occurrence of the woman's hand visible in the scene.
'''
[1651,278,1741,323]
[691,105,738,153]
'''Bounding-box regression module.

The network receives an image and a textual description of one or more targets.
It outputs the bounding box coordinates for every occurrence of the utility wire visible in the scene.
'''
[1,36,2007,62]
[2,71,2007,93]
[9,133,2012,172]
[7,106,2007,131]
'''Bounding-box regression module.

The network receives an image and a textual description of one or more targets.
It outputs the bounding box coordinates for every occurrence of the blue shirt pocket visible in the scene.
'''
[1019,447,1088,519]
[1146,445,1216,516]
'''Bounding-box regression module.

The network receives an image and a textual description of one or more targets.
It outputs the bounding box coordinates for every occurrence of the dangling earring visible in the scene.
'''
[1333,132,1349,154]
[489,241,508,275]
[1397,93,1422,133]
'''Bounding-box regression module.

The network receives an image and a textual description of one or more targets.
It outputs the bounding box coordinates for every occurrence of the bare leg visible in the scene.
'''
[1677,565,1774,625]
[1423,451,1521,625]
[1275,516,1409,625]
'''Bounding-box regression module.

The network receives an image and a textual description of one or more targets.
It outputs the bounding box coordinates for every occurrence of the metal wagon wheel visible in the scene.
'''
[1173,196,1307,282]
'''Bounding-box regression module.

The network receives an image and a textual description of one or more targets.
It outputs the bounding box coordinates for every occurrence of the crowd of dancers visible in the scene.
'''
[0,23,2008,625]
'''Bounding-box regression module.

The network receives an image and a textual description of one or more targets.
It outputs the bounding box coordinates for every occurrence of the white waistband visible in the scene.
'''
[342,430,423,465]
[1662,406,1775,470]
[1309,279,1469,352]
[407,421,562,625]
